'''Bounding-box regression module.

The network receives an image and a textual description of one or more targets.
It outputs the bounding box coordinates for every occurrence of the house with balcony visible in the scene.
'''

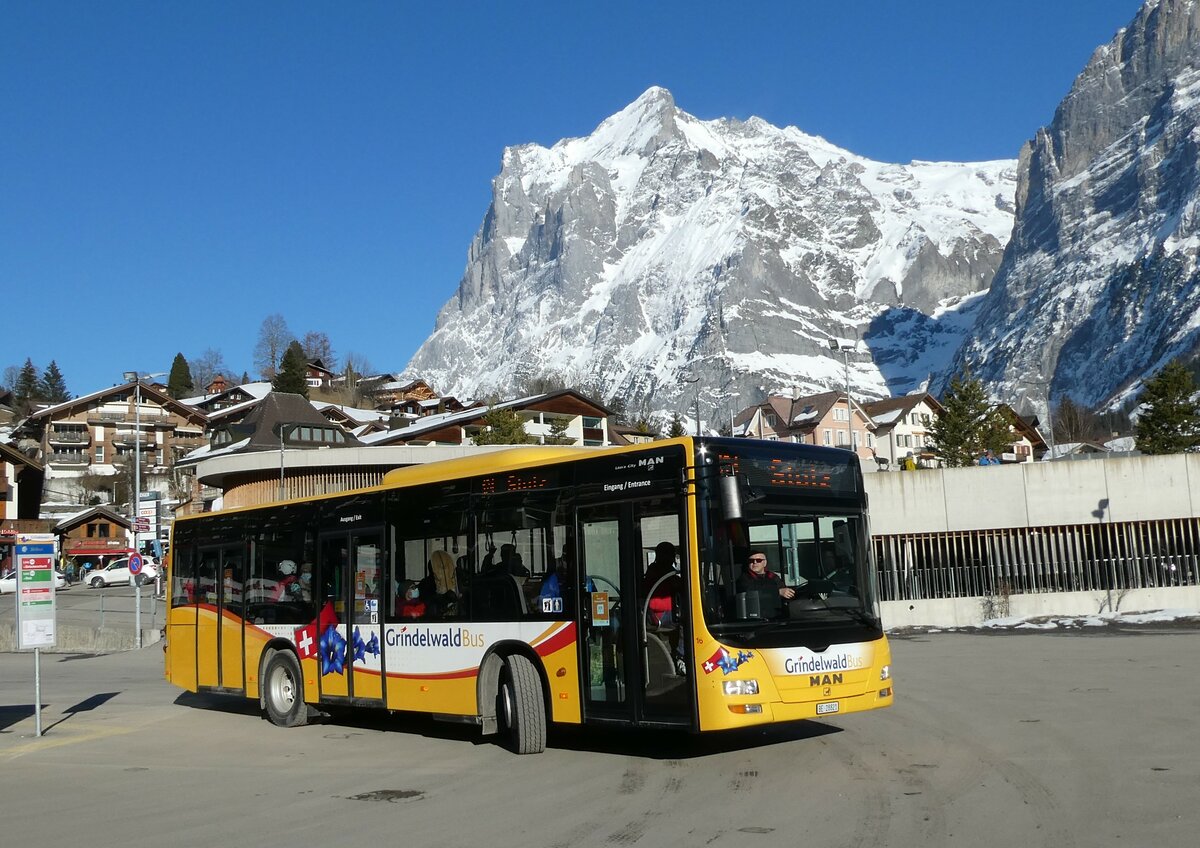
[12,380,209,505]
[733,391,875,462]
[860,393,944,470]
[304,359,336,390]
[996,404,1048,463]
[362,390,625,448]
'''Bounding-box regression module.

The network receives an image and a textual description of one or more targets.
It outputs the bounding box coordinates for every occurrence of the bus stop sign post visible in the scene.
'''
[15,533,58,737]
[129,553,143,649]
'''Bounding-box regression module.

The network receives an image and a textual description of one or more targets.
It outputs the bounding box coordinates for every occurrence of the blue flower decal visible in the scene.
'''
[319,625,346,676]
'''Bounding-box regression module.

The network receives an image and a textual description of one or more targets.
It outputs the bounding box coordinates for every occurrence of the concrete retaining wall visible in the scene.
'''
[866,453,1200,534]
[881,586,1200,630]
[0,623,161,653]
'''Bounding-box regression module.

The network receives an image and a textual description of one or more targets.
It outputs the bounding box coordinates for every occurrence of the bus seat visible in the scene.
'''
[472,573,526,619]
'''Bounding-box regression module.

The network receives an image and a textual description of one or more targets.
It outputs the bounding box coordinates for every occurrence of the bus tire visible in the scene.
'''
[499,654,545,754]
[263,650,308,728]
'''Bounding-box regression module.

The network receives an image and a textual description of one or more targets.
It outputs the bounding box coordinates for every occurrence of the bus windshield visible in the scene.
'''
[698,440,881,646]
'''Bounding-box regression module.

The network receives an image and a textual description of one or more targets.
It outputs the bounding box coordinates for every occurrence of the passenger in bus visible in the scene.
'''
[298,562,313,601]
[272,560,299,601]
[643,542,680,626]
[419,550,459,617]
[396,581,426,619]
[736,550,795,618]
[483,543,529,578]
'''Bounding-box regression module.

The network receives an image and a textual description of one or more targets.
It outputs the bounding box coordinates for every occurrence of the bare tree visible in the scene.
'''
[253,313,294,380]
[1,364,20,392]
[301,331,336,370]
[1054,397,1100,444]
[191,348,231,390]
[342,351,375,380]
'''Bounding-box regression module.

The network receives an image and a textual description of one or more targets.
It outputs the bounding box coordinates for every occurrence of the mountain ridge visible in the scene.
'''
[406,86,1016,418]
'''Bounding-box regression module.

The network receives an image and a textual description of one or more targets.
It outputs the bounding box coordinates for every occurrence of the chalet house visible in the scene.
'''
[362,390,626,448]
[0,442,47,573]
[13,381,209,497]
[1,441,43,522]
[733,391,875,462]
[315,403,392,439]
[997,405,1047,463]
[351,375,430,409]
[860,394,944,469]
[55,506,134,570]
[204,375,229,394]
[182,382,273,419]
[305,359,336,390]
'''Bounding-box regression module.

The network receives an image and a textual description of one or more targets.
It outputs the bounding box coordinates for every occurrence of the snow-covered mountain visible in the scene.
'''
[951,0,1200,411]
[406,87,1016,417]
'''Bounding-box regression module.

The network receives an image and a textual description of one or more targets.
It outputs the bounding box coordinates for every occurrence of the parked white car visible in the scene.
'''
[0,569,69,593]
[85,558,159,588]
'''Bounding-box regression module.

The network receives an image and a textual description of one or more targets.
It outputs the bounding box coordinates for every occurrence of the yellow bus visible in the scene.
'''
[164,436,893,753]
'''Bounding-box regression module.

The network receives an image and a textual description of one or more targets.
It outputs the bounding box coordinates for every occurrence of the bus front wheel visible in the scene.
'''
[499,654,546,754]
[263,650,308,728]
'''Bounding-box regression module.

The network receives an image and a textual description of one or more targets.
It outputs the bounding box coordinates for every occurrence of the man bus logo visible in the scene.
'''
[809,673,843,687]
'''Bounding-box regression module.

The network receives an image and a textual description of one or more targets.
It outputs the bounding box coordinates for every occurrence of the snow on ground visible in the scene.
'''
[904,608,1200,634]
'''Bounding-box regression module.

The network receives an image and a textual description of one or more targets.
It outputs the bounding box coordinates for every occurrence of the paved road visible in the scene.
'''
[2,628,1197,848]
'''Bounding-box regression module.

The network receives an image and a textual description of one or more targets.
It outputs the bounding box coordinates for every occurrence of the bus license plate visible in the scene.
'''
[816,701,839,715]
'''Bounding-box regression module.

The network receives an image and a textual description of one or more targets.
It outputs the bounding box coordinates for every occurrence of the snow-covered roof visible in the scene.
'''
[313,402,390,423]
[871,409,904,426]
[179,382,273,408]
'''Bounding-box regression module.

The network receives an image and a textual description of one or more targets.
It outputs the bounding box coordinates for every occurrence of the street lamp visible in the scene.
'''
[681,373,701,436]
[123,369,165,649]
[726,392,740,436]
[827,338,855,448]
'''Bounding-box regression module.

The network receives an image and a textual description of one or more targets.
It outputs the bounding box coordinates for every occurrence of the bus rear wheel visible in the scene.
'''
[263,650,308,728]
[499,654,546,754]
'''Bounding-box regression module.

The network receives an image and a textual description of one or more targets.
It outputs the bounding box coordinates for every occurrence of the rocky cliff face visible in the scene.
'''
[952,0,1200,410]
[406,87,1015,418]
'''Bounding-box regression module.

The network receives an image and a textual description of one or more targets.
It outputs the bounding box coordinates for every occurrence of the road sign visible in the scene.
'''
[134,519,150,531]
[128,553,144,575]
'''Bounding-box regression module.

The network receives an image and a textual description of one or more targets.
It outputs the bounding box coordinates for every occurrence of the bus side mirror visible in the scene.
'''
[718,474,743,521]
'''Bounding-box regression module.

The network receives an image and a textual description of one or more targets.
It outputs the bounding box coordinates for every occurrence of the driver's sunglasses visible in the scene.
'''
[749,557,767,563]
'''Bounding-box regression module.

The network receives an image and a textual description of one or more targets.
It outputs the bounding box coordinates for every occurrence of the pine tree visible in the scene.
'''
[273,341,310,397]
[666,412,686,438]
[13,358,40,416]
[928,373,1013,467]
[545,416,575,445]
[38,360,69,403]
[167,353,195,399]
[1135,360,1200,454]
[472,407,533,445]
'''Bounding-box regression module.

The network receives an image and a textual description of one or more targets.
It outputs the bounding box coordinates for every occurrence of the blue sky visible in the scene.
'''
[2,0,1144,396]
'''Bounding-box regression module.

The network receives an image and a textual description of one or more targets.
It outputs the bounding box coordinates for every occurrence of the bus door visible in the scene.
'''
[315,529,384,703]
[196,543,246,690]
[578,501,691,727]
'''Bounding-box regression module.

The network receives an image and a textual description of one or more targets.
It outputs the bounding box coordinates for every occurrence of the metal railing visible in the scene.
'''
[874,516,1200,601]
[48,430,90,444]
[47,452,89,466]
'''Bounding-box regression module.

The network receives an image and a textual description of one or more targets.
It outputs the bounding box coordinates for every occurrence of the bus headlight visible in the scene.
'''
[879,665,891,681]
[723,679,759,696]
